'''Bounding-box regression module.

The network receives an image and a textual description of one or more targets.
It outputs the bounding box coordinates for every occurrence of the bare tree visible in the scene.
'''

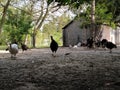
[0,0,68,47]
[23,0,66,47]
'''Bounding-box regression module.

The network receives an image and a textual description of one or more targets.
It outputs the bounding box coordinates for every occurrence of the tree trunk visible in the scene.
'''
[91,0,96,39]
[32,6,49,48]
[0,0,11,34]
[24,34,28,44]
[32,33,36,48]
[32,28,37,48]
[36,7,49,30]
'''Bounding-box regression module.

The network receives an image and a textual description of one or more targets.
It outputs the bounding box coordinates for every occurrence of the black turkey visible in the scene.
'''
[21,43,28,53]
[101,39,108,48]
[86,37,94,48]
[105,41,117,53]
[50,36,58,56]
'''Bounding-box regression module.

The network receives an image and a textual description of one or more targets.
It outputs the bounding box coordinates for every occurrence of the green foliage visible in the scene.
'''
[95,2,112,24]
[49,0,120,28]
[0,30,8,45]
[3,8,32,44]
[73,0,117,29]
[47,0,92,10]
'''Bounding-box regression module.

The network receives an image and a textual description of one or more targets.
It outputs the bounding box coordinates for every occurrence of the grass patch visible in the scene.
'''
[0,45,7,50]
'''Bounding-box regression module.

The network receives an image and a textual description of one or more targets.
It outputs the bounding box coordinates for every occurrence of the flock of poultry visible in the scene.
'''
[86,38,117,53]
[6,36,58,58]
[6,36,117,58]
[6,42,28,58]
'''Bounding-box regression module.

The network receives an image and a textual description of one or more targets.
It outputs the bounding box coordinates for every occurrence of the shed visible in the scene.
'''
[62,19,120,47]
[62,20,91,47]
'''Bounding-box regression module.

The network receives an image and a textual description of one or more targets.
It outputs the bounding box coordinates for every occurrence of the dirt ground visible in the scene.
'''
[0,46,120,90]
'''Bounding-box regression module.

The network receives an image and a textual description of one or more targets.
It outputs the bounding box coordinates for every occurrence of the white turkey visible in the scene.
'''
[6,43,19,58]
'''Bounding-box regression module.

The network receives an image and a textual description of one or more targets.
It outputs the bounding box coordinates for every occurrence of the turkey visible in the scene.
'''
[86,37,94,48]
[50,36,58,56]
[101,39,108,48]
[6,43,19,58]
[21,43,28,53]
[105,41,117,53]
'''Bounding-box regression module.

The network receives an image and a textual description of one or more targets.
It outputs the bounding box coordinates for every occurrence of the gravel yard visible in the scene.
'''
[0,46,120,90]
